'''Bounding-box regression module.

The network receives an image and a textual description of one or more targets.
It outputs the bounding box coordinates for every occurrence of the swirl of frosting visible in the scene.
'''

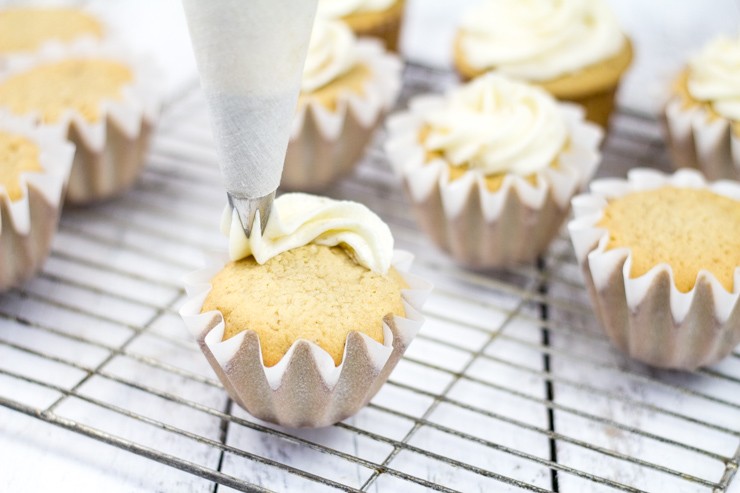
[301,19,358,93]
[422,74,567,176]
[222,193,394,274]
[459,0,625,81]
[317,0,395,19]
[688,35,740,121]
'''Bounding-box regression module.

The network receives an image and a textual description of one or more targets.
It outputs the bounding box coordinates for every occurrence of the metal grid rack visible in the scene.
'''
[1,63,739,493]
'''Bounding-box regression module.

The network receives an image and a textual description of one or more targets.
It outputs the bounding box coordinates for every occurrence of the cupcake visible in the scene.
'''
[0,7,103,67]
[282,19,401,192]
[664,35,740,181]
[0,39,160,205]
[180,193,431,428]
[453,0,633,127]
[385,74,602,268]
[569,168,740,370]
[316,0,405,52]
[0,115,73,290]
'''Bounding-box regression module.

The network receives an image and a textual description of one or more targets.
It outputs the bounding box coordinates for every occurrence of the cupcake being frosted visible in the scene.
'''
[180,194,430,427]
[385,74,602,268]
[316,0,405,51]
[283,19,401,191]
[665,35,740,180]
[454,0,633,127]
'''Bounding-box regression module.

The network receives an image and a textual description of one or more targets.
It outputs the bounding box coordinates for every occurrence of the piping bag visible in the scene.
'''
[182,0,318,236]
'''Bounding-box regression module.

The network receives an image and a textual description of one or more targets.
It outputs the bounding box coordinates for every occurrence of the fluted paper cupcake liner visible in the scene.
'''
[385,101,602,268]
[180,249,431,428]
[569,168,740,370]
[664,97,740,181]
[0,115,74,291]
[282,40,401,192]
[0,38,161,205]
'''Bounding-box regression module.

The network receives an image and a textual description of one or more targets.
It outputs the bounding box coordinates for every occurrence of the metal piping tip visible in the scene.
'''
[227,191,275,238]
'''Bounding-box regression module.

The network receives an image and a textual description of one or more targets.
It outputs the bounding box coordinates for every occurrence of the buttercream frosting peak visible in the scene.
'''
[459,0,625,81]
[422,74,568,176]
[688,35,740,121]
[222,193,394,274]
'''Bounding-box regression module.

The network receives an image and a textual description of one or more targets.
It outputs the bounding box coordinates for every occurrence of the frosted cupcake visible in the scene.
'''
[385,74,602,268]
[180,193,431,427]
[569,169,740,370]
[0,116,73,290]
[664,35,740,180]
[453,0,633,127]
[0,40,160,204]
[317,0,405,52]
[0,7,103,67]
[282,19,401,191]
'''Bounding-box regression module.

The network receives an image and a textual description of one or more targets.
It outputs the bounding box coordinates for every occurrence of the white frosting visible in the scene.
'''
[459,0,625,80]
[688,35,740,122]
[222,193,394,274]
[422,74,567,176]
[302,19,358,93]
[317,0,395,19]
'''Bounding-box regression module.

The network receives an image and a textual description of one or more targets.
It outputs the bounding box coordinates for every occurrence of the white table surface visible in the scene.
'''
[1,1,739,492]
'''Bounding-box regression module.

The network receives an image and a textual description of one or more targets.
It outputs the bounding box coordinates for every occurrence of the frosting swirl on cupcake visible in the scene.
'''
[317,0,395,18]
[688,35,740,121]
[459,0,625,80]
[422,74,567,176]
[301,19,358,93]
[223,193,394,274]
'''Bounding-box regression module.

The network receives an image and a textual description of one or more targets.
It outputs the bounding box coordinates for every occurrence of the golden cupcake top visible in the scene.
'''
[598,186,740,292]
[0,131,42,201]
[0,8,103,54]
[0,59,133,123]
[202,244,406,367]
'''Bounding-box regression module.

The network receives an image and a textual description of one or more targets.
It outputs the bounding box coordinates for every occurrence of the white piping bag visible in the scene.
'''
[182,0,318,235]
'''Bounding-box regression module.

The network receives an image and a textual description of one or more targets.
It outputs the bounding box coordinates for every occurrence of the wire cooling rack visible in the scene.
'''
[1,62,739,493]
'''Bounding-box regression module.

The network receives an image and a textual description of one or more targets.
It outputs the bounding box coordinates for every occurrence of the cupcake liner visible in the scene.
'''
[569,168,740,370]
[344,0,405,52]
[180,249,432,428]
[663,97,740,181]
[282,40,401,192]
[0,115,74,291]
[385,101,602,268]
[0,38,161,205]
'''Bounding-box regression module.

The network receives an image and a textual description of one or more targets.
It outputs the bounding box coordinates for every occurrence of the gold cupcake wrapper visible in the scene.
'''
[453,36,633,128]
[0,116,74,291]
[0,39,161,205]
[663,98,740,181]
[180,250,432,428]
[281,40,401,192]
[343,0,405,52]
[385,101,602,268]
[569,168,740,370]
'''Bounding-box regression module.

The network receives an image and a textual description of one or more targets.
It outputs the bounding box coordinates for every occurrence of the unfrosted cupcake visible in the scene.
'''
[282,19,401,191]
[180,193,431,428]
[453,0,633,127]
[0,7,103,66]
[0,40,160,204]
[664,35,740,180]
[569,168,740,370]
[317,0,405,52]
[0,115,73,290]
[385,74,602,268]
